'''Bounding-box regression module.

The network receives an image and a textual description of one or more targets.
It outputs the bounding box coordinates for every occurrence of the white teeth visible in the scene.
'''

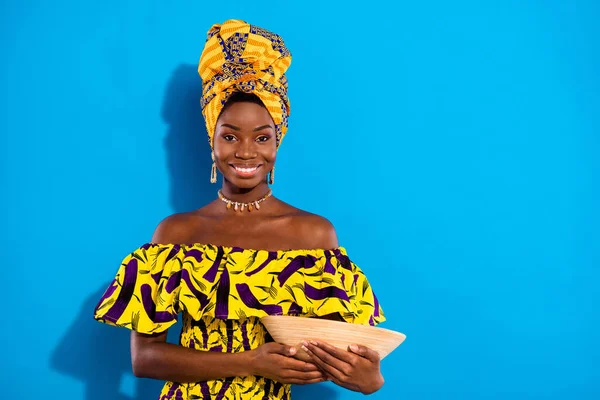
[234,166,258,173]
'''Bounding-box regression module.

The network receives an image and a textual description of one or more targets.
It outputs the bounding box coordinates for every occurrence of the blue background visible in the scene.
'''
[1,1,598,399]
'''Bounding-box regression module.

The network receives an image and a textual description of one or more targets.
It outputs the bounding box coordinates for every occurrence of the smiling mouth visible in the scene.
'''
[230,164,262,177]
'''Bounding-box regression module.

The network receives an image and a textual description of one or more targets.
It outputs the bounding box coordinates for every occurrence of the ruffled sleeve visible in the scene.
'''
[93,244,185,334]
[94,244,385,331]
[308,247,386,326]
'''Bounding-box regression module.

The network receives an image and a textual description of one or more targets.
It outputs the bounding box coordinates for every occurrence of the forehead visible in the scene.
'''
[217,102,274,128]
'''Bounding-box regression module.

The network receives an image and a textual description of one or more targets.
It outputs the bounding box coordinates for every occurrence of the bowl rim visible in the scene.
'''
[260,315,406,339]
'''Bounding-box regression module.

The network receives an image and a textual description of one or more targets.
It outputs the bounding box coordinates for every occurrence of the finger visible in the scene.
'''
[348,344,380,362]
[283,369,325,381]
[279,368,325,385]
[303,341,346,370]
[302,343,347,382]
[308,340,355,364]
[304,357,330,377]
[329,376,361,392]
[298,353,330,377]
[280,358,322,373]
[285,376,326,385]
[269,343,297,357]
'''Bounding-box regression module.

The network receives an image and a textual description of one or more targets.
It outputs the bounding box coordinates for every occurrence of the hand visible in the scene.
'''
[249,342,326,385]
[302,340,384,394]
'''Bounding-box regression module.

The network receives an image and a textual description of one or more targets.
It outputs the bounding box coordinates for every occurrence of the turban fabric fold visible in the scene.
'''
[198,20,292,149]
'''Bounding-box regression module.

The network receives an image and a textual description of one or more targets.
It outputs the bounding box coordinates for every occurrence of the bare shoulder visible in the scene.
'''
[151,211,202,244]
[279,203,339,250]
[299,212,339,250]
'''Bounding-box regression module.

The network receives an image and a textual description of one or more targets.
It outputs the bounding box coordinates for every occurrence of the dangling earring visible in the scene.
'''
[210,151,217,184]
[269,166,275,184]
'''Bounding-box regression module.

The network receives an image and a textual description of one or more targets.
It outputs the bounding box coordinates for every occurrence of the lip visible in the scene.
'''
[229,164,262,178]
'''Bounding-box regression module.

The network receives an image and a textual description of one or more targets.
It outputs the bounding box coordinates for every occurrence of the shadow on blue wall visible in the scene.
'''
[162,64,214,213]
[52,284,162,399]
[51,64,338,400]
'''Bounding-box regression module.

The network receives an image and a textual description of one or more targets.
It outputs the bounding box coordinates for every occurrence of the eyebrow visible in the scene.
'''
[220,123,274,132]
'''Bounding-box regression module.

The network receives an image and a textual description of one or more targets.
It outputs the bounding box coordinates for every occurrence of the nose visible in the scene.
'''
[235,138,258,160]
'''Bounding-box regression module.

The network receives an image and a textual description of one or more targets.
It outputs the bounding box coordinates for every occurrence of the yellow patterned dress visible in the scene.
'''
[94,243,385,399]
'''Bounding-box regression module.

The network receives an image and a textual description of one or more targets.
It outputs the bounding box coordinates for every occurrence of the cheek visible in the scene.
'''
[213,151,231,171]
[212,142,230,161]
[213,149,222,162]
[263,145,277,163]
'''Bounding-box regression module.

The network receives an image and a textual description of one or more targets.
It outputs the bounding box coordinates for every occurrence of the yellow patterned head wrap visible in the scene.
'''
[198,20,292,149]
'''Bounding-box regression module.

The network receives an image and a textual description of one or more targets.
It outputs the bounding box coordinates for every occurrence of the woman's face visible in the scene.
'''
[213,101,277,189]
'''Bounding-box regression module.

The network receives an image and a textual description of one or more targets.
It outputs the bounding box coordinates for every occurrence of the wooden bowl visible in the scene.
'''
[261,316,406,361]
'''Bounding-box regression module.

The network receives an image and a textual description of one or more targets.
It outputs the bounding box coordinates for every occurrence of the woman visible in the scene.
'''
[94,19,386,399]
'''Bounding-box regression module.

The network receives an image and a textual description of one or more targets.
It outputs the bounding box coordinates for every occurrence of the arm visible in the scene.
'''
[131,331,325,383]
[131,331,249,381]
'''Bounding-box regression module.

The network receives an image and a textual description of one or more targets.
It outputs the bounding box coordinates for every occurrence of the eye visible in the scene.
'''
[256,135,271,143]
[223,134,237,142]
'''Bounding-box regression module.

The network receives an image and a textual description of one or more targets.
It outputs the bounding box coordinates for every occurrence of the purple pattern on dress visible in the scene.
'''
[200,382,211,398]
[95,278,117,310]
[241,320,251,350]
[166,244,181,262]
[215,377,234,400]
[323,251,336,274]
[175,388,183,400]
[373,292,380,317]
[369,315,375,326]
[203,246,225,282]
[288,302,303,315]
[165,270,182,293]
[246,251,278,276]
[191,318,209,347]
[273,382,284,398]
[181,269,210,310]
[201,323,208,347]
[334,250,353,271]
[184,248,203,263]
[278,255,317,285]
[102,258,138,322]
[151,271,162,285]
[230,247,244,253]
[261,379,272,400]
[226,320,234,353]
[304,282,349,301]
[141,243,152,250]
[236,283,283,315]
[160,382,180,400]
[140,284,176,323]
[210,345,223,352]
[215,266,230,318]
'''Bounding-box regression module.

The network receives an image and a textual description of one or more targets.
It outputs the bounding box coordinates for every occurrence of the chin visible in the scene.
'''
[225,176,267,189]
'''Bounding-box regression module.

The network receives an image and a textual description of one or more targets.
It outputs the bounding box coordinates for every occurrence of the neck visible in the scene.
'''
[220,180,271,203]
